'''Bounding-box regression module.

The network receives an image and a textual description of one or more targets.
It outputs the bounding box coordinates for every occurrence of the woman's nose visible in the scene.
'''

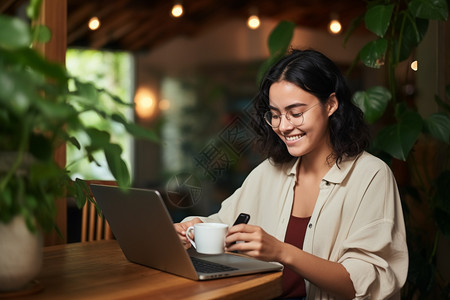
[278,115,294,132]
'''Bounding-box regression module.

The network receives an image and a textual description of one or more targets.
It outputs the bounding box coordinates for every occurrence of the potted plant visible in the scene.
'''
[0,0,157,292]
[261,0,449,298]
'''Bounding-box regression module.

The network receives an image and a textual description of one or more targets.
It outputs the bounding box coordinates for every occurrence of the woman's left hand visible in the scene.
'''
[225,224,284,262]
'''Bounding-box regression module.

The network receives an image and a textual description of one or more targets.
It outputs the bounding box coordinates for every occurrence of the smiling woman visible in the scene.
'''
[174,49,408,299]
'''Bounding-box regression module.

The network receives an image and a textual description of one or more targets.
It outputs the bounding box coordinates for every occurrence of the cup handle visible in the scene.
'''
[185,226,196,249]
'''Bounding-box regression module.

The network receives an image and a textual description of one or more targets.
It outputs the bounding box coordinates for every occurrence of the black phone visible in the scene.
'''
[233,213,250,226]
[230,213,250,250]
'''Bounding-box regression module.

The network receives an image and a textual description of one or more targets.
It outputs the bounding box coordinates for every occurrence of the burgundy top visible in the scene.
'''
[281,215,311,299]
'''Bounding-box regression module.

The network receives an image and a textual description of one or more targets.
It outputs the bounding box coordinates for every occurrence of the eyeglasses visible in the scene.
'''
[263,103,320,128]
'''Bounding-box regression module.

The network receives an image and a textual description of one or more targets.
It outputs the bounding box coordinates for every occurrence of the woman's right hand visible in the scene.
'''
[173,217,203,249]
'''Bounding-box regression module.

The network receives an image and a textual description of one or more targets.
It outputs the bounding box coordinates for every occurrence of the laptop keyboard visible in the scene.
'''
[190,256,238,273]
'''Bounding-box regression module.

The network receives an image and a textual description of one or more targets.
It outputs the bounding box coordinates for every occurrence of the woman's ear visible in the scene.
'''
[327,93,339,117]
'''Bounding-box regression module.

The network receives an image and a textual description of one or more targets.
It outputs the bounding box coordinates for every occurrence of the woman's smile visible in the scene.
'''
[284,133,305,143]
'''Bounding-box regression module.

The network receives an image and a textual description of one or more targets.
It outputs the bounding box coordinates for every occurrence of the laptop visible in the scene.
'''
[90,184,283,280]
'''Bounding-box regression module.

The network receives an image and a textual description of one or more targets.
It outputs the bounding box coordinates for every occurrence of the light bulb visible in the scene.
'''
[88,17,100,31]
[328,19,341,34]
[171,4,183,18]
[247,15,260,30]
[410,60,418,71]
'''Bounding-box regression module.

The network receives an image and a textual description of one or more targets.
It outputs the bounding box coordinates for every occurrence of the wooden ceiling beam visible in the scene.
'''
[65,0,368,52]
[67,0,132,46]
[67,2,95,33]
[89,10,137,49]
[0,0,20,13]
[129,7,239,52]
[67,3,96,44]
[125,17,167,52]
[119,10,168,48]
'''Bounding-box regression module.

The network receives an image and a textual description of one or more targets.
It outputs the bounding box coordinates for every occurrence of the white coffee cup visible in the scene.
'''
[186,223,228,255]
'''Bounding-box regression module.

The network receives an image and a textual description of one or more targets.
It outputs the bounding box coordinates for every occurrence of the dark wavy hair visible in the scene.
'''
[251,49,370,165]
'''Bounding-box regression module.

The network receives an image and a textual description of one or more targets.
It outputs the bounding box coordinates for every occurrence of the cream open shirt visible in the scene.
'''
[184,151,408,299]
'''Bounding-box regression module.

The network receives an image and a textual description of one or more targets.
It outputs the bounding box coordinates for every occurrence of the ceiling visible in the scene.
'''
[2,0,368,52]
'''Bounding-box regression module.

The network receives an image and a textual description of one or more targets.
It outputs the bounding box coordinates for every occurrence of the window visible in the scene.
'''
[65,49,134,181]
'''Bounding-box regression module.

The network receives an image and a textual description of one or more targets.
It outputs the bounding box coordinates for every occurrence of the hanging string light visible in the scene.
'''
[328,13,342,35]
[88,16,100,31]
[247,7,260,30]
[171,1,184,18]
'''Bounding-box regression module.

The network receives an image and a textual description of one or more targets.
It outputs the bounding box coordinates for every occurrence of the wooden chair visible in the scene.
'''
[81,180,117,242]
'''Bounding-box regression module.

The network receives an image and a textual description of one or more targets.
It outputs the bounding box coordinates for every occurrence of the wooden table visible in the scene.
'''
[10,240,282,299]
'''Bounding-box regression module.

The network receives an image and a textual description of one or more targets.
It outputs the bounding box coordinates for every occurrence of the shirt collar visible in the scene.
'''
[286,158,299,177]
[285,153,361,184]
[323,154,360,184]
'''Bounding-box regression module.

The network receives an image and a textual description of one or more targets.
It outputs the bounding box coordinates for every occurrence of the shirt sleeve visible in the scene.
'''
[339,163,408,299]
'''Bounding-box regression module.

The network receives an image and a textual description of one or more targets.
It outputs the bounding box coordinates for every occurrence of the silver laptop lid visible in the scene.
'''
[91,184,283,280]
[91,184,199,280]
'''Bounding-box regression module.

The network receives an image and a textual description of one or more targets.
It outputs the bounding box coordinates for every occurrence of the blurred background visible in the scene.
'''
[3,1,450,298]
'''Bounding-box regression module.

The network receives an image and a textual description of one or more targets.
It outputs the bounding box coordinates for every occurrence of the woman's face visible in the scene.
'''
[268,80,337,159]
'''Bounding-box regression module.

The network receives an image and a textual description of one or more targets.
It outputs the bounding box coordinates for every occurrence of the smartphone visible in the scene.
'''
[233,213,250,226]
[230,213,250,250]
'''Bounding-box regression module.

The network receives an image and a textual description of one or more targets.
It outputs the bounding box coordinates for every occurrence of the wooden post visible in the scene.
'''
[35,0,68,246]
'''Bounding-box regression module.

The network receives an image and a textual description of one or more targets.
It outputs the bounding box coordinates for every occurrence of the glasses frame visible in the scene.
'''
[263,103,320,128]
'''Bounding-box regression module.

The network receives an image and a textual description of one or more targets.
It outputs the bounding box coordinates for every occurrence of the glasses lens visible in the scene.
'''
[287,110,304,126]
[264,111,305,128]
[264,111,277,127]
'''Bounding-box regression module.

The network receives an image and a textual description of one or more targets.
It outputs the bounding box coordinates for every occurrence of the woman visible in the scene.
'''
[174,49,408,299]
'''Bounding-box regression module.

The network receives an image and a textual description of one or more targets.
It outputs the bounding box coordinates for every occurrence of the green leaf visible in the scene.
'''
[75,81,99,103]
[257,21,295,84]
[0,68,33,115]
[435,93,450,114]
[34,97,77,121]
[267,21,295,56]
[72,178,91,209]
[68,136,82,150]
[17,48,67,83]
[31,24,52,44]
[85,128,111,150]
[111,114,159,142]
[433,84,450,113]
[0,15,31,49]
[29,133,53,161]
[409,0,448,21]
[26,0,43,20]
[364,4,395,37]
[104,144,130,188]
[101,89,132,106]
[394,15,429,62]
[352,86,391,123]
[257,53,284,84]
[359,38,388,68]
[374,109,423,160]
[29,161,64,184]
[423,113,450,143]
[403,15,429,46]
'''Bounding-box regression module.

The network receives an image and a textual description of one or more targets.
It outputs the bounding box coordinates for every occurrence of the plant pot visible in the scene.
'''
[0,215,42,292]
